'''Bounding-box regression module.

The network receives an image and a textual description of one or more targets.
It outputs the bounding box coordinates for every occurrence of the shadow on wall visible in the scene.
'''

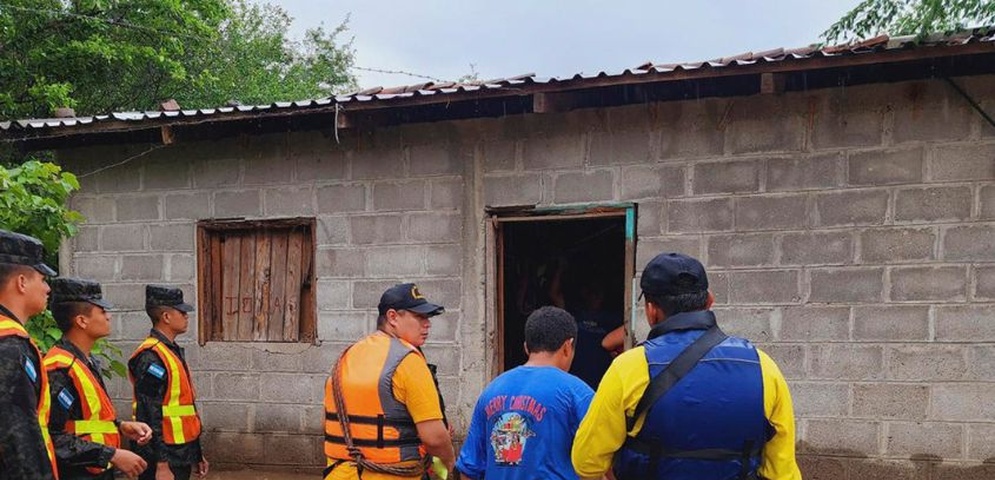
[798,442,995,480]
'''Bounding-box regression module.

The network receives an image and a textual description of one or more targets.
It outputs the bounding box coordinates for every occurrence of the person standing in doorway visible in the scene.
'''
[572,252,801,480]
[129,285,207,480]
[0,229,59,479]
[45,278,153,479]
[323,283,455,480]
[455,306,594,480]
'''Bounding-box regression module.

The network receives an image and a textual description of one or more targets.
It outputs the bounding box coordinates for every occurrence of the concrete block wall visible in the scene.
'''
[60,74,995,478]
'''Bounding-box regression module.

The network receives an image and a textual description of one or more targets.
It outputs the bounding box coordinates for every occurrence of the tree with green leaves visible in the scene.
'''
[0,0,356,120]
[824,0,995,44]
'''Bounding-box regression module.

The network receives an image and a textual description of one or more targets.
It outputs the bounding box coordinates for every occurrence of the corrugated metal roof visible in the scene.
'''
[2,27,994,133]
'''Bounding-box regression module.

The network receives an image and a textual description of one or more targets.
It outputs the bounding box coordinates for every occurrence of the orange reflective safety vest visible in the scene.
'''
[129,337,202,445]
[0,316,59,478]
[44,345,120,475]
[324,333,425,465]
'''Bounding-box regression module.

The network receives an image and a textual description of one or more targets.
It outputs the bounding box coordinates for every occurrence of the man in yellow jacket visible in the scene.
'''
[571,252,802,480]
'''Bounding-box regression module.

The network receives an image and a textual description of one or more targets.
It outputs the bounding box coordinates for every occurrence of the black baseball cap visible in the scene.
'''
[378,283,444,317]
[146,284,195,313]
[49,278,113,310]
[0,229,57,277]
[640,252,709,297]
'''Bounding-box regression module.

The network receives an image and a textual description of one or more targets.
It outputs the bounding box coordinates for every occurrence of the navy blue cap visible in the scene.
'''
[378,283,444,317]
[640,252,709,297]
[0,229,57,277]
[49,278,113,310]
[146,284,194,313]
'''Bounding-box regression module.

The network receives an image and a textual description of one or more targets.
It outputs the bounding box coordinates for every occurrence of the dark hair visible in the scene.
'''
[524,306,577,354]
[146,305,169,324]
[645,290,709,317]
[0,263,33,288]
[51,301,96,332]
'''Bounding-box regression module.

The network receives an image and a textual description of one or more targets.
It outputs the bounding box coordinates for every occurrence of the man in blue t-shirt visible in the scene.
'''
[456,306,594,480]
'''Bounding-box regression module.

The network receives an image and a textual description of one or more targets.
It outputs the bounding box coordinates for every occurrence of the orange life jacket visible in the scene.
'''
[324,332,425,465]
[129,336,202,445]
[0,316,59,478]
[44,345,120,475]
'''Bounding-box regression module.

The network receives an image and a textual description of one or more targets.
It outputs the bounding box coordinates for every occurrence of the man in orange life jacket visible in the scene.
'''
[45,278,154,479]
[0,229,59,480]
[324,283,456,480]
[129,285,207,480]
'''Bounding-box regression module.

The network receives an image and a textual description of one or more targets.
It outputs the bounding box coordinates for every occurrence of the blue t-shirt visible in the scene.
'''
[456,365,594,480]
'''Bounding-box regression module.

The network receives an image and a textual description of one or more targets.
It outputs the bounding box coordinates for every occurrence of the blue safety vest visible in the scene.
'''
[613,310,772,480]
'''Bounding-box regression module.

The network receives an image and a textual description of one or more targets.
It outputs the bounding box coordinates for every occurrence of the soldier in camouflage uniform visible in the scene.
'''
[0,229,58,480]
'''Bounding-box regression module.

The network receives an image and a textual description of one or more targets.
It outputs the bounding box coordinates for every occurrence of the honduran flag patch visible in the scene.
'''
[57,388,75,410]
[147,363,166,379]
[23,358,37,383]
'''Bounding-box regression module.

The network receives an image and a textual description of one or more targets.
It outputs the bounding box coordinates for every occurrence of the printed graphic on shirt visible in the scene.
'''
[24,357,37,382]
[57,388,75,410]
[489,412,535,466]
[147,363,166,379]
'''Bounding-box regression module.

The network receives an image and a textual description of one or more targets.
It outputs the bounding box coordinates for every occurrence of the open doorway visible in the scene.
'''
[489,206,635,389]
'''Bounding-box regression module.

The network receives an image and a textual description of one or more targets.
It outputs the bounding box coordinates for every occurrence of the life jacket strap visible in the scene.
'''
[621,436,763,462]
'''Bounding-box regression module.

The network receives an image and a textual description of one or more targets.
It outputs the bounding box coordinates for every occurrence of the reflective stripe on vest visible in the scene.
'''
[129,337,202,445]
[44,346,120,475]
[0,316,59,478]
[324,333,424,464]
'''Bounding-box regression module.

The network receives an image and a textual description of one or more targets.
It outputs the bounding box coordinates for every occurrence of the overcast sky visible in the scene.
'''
[275,0,859,90]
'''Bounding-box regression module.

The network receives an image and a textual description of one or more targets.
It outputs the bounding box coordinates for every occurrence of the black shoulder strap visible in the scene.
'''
[627,326,728,432]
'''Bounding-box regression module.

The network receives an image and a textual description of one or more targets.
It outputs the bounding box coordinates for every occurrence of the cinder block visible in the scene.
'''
[197,343,253,371]
[75,226,99,252]
[481,140,516,173]
[163,192,210,220]
[410,144,460,176]
[893,82,972,144]
[149,223,194,252]
[349,215,402,245]
[316,184,366,214]
[860,227,936,263]
[412,278,462,310]
[943,225,995,261]
[197,401,251,430]
[890,266,967,302]
[262,433,320,465]
[767,153,843,192]
[352,280,401,310]
[889,345,967,381]
[74,255,117,281]
[936,305,995,341]
[316,279,351,310]
[316,215,349,246]
[755,343,805,379]
[522,134,584,170]
[929,143,995,181]
[815,190,889,226]
[666,198,733,233]
[848,147,924,185]
[895,186,972,222]
[711,307,774,342]
[636,237,703,269]
[779,306,850,342]
[852,305,929,341]
[636,202,663,237]
[804,419,881,455]
[351,148,404,180]
[809,268,884,303]
[254,403,304,433]
[299,343,348,374]
[318,311,372,343]
[430,178,463,210]
[725,96,805,154]
[424,310,458,343]
[244,154,293,186]
[811,86,887,149]
[296,151,347,181]
[408,213,462,243]
[95,163,141,194]
[790,381,849,417]
[620,165,684,200]
[365,246,423,277]
[115,311,155,341]
[120,255,164,281]
[933,463,995,480]
[203,431,266,465]
[115,195,159,222]
[264,186,314,216]
[847,458,934,480]
[978,185,995,219]
[930,384,995,422]
[967,346,995,382]
[728,270,800,305]
[315,248,365,278]
[692,160,760,195]
[657,100,726,159]
[73,196,115,224]
[484,174,542,206]
[554,170,614,204]
[589,129,652,166]
[101,224,145,251]
[249,347,304,373]
[214,190,261,217]
[259,373,315,403]
[809,344,885,380]
[373,180,427,211]
[143,156,191,191]
[212,372,260,401]
[796,455,846,480]
[706,234,775,267]
[426,244,462,276]
[735,194,810,231]
[167,254,195,282]
[968,424,995,461]
[781,231,853,266]
[192,157,239,189]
